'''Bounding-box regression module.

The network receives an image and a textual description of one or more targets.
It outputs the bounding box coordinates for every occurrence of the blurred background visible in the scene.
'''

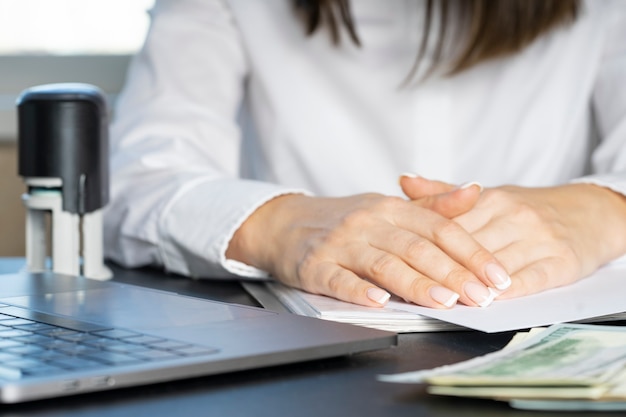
[0,0,153,255]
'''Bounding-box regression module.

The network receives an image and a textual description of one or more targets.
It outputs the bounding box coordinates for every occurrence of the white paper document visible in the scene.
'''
[391,262,626,333]
[256,282,463,332]
[245,262,626,333]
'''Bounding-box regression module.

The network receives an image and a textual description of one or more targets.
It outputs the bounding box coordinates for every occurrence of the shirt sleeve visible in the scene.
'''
[103,0,307,279]
[573,1,626,194]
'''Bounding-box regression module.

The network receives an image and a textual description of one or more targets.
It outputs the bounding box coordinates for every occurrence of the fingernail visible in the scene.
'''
[367,287,391,305]
[400,172,419,179]
[463,282,495,307]
[458,181,483,192]
[429,286,460,308]
[485,263,511,290]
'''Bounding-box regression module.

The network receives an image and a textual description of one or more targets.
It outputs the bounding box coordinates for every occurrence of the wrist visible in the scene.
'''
[569,183,626,263]
[226,193,309,272]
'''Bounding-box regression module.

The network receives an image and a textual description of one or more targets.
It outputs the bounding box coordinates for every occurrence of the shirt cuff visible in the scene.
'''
[157,177,311,279]
[570,172,626,197]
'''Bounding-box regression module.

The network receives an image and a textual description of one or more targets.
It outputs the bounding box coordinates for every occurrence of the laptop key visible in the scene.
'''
[0,365,22,380]
[13,322,55,331]
[173,346,220,356]
[36,339,76,351]
[92,329,142,339]
[57,332,99,343]
[5,345,46,355]
[37,351,70,362]
[82,336,120,348]
[0,340,24,349]
[148,340,190,350]
[5,358,47,371]
[15,334,54,345]
[132,349,182,361]
[35,328,80,337]
[0,318,35,327]
[0,329,32,338]
[125,335,166,345]
[49,357,107,371]
[0,352,21,362]
[22,364,67,376]
[104,343,151,354]
[55,344,103,357]
[84,351,145,366]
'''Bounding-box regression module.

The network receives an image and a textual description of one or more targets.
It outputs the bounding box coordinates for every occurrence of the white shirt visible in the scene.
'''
[104,0,626,280]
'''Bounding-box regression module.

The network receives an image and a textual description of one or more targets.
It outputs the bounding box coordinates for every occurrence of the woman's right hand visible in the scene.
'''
[226,186,511,309]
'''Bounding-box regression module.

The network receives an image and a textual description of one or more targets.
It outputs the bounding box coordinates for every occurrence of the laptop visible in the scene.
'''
[0,271,396,403]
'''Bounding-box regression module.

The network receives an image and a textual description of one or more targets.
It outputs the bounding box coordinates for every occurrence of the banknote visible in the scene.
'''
[507,376,626,411]
[379,323,626,388]
[379,323,626,409]
[379,323,626,410]
[427,384,609,400]
[428,324,626,386]
[501,327,547,350]
[509,399,626,411]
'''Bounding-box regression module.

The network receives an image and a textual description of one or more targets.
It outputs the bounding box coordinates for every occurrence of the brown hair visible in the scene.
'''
[293,0,580,79]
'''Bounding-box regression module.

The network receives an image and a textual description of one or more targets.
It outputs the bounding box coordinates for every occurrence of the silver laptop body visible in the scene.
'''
[0,271,396,403]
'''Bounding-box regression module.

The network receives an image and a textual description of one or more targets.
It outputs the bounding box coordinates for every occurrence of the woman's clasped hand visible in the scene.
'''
[228,174,626,309]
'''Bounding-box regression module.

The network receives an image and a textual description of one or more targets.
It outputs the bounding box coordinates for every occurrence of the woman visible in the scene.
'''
[104,0,626,309]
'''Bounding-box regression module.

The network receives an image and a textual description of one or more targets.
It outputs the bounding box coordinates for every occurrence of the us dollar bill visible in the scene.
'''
[379,323,626,398]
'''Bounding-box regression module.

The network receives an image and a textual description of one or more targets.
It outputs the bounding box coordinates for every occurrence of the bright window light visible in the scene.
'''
[0,0,154,55]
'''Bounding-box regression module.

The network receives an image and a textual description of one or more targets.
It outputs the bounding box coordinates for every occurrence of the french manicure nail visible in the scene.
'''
[429,286,460,308]
[367,287,391,305]
[400,172,419,179]
[458,181,484,192]
[485,263,511,290]
[463,282,495,307]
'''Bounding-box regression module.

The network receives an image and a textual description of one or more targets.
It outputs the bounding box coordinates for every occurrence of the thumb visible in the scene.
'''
[413,182,483,218]
[399,174,455,200]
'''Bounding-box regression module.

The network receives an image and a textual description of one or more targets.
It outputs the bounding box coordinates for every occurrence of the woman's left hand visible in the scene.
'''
[400,176,626,299]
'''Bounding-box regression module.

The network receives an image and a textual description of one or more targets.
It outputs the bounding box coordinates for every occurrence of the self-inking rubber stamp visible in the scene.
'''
[17,83,112,280]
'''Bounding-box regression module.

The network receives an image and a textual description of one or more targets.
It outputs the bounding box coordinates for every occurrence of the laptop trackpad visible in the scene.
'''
[0,285,274,331]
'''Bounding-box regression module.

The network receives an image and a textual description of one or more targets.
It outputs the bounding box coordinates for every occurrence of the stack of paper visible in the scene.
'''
[263,282,463,332]
[379,323,626,411]
[244,261,626,333]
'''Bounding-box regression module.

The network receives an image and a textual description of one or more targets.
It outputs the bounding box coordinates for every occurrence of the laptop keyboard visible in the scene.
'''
[0,304,219,380]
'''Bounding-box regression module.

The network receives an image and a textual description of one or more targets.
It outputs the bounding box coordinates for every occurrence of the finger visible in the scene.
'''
[489,241,555,277]
[490,238,583,294]
[302,259,458,309]
[299,261,392,307]
[454,201,499,235]
[364,225,499,307]
[338,245,462,308]
[413,183,482,218]
[497,257,578,300]
[399,174,456,200]
[452,189,515,235]
[462,216,521,252]
[391,207,512,294]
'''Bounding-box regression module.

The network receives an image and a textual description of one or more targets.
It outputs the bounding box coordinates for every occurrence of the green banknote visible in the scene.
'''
[424,323,626,387]
[379,323,626,409]
[379,323,626,406]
